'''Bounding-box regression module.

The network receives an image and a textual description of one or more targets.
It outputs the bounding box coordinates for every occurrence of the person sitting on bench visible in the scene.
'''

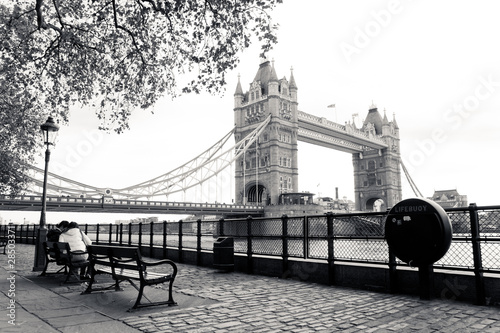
[59,222,92,276]
[47,220,69,242]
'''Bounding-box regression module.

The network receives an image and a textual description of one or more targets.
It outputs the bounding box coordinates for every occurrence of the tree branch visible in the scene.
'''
[35,0,44,29]
[112,0,146,65]
[137,0,174,32]
[51,0,65,30]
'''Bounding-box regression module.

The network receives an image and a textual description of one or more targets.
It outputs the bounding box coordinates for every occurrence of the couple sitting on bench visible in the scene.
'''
[44,221,92,280]
[43,222,178,311]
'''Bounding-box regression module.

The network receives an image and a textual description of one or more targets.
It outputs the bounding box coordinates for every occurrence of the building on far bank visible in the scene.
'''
[114,216,159,224]
[428,189,468,208]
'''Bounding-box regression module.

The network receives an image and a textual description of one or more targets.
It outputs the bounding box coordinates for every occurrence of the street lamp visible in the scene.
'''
[33,116,59,271]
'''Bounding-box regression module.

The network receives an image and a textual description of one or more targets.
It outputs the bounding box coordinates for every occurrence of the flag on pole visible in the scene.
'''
[327,104,335,108]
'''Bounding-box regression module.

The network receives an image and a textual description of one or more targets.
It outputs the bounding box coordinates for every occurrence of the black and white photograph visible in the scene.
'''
[1,1,499,332]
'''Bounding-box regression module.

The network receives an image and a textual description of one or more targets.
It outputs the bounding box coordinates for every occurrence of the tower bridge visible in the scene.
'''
[233,59,402,211]
[4,58,409,215]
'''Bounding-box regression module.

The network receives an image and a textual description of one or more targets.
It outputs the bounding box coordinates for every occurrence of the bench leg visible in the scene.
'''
[131,283,146,310]
[127,280,177,312]
[83,273,95,294]
[40,263,66,277]
[39,261,50,277]
[64,266,76,283]
[82,274,124,294]
[63,265,89,284]
[167,279,175,304]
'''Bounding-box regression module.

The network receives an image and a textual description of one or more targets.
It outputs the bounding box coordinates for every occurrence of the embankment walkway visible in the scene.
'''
[1,244,499,332]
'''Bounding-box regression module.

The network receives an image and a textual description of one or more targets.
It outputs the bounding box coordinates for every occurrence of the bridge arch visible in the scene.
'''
[365,197,386,212]
[246,182,267,205]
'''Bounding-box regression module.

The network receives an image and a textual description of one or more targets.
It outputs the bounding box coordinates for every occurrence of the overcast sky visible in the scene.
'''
[2,0,500,224]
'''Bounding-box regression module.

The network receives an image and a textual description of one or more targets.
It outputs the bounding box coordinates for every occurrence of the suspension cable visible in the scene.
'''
[400,161,423,197]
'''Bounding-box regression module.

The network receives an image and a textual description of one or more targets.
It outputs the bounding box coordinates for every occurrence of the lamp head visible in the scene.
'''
[40,116,60,146]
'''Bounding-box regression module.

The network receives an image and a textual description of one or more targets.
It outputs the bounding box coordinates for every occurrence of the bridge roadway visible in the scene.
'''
[0,195,264,217]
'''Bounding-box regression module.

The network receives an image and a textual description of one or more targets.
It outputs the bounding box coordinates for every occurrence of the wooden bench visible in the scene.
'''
[41,241,90,283]
[82,244,178,311]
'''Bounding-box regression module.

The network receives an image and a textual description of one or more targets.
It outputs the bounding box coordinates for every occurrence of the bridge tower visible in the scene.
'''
[233,59,298,205]
[352,104,402,211]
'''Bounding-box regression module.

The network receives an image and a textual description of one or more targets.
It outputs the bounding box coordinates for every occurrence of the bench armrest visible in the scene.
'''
[69,250,88,255]
[140,259,177,276]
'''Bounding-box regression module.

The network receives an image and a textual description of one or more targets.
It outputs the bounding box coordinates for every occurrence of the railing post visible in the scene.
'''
[178,220,183,263]
[469,203,486,305]
[31,224,36,244]
[197,219,202,266]
[96,223,100,244]
[281,214,289,277]
[246,216,253,274]
[115,224,119,243]
[218,218,225,237]
[108,223,112,244]
[326,212,335,285]
[163,220,167,259]
[128,222,132,246]
[303,216,308,259]
[150,221,154,257]
[138,222,143,249]
[119,223,123,245]
[27,225,31,244]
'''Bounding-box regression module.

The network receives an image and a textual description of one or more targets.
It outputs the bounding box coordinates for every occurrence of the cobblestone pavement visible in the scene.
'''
[2,244,499,332]
[123,264,500,333]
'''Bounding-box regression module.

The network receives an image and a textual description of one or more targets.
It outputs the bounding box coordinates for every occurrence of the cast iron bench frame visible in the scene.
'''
[41,241,90,283]
[82,244,178,311]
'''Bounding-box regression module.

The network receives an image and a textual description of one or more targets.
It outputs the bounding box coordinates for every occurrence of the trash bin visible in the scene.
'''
[213,237,234,270]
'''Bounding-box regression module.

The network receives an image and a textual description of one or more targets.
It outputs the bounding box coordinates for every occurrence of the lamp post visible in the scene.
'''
[33,116,59,271]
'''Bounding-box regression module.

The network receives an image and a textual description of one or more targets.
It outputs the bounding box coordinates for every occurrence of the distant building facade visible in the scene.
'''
[429,189,468,208]
[114,216,159,224]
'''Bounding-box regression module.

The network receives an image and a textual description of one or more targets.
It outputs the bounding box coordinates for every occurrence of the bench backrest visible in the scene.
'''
[43,241,59,258]
[43,241,67,263]
[43,241,77,264]
[87,245,144,272]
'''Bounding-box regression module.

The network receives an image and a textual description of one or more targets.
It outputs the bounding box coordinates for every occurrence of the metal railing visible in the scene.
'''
[2,204,499,272]
[2,203,499,301]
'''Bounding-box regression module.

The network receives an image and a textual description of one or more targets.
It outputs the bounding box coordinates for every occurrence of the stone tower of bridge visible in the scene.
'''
[233,59,298,205]
[352,104,402,211]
